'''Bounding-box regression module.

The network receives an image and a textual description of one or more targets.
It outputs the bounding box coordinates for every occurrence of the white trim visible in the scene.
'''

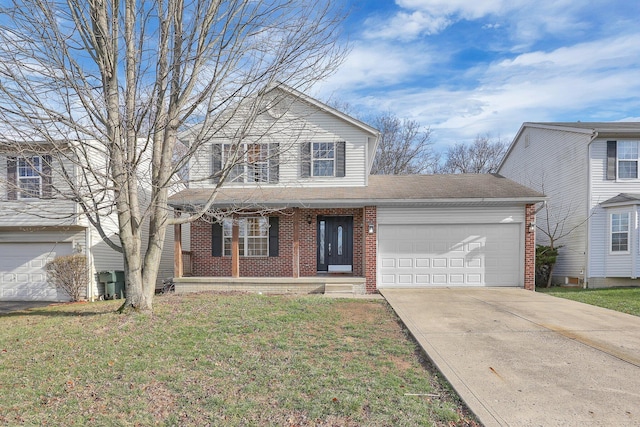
[610,212,631,254]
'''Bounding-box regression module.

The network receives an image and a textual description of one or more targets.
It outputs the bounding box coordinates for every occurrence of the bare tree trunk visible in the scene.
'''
[0,0,347,313]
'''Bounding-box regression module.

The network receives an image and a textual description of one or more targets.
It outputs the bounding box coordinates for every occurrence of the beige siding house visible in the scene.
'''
[169,85,544,294]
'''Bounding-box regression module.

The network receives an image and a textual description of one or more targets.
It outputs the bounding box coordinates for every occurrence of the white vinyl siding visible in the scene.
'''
[499,126,590,280]
[589,140,640,277]
[599,207,639,278]
[187,89,372,189]
[610,212,630,252]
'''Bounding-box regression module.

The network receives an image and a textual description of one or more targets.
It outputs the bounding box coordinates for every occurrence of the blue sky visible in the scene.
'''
[314,0,640,151]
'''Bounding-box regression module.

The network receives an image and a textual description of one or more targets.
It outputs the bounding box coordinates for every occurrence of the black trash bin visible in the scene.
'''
[98,271,126,299]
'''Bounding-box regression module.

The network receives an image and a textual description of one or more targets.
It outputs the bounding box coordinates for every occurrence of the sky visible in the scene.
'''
[313,0,640,152]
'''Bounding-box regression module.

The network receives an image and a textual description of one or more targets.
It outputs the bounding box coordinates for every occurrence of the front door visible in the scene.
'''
[317,216,353,272]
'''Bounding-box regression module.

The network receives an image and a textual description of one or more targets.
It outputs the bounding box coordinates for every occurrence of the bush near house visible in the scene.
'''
[45,254,88,301]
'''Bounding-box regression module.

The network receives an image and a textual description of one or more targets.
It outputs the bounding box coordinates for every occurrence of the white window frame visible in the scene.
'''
[311,142,335,177]
[610,212,630,254]
[223,217,269,257]
[617,140,639,180]
[17,156,42,199]
[222,143,272,183]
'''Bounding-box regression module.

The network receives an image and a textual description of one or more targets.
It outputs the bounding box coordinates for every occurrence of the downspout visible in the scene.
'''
[86,227,94,302]
[585,131,599,288]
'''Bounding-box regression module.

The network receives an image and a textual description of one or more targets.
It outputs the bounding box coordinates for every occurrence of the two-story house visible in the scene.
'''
[169,85,544,294]
[0,143,176,301]
[498,122,640,287]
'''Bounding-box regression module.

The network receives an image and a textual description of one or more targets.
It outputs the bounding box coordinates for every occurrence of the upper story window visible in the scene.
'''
[611,212,630,253]
[6,155,51,200]
[617,141,639,179]
[312,142,335,176]
[223,217,269,257]
[211,143,279,184]
[18,156,42,198]
[301,141,345,178]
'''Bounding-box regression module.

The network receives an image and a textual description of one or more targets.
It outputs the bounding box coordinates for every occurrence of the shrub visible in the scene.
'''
[535,244,559,287]
[45,254,89,301]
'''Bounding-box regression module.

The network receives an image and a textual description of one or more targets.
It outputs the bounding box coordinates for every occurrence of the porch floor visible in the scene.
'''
[172,276,367,295]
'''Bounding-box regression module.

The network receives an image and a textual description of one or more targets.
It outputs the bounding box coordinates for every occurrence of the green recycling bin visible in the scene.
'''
[98,270,126,299]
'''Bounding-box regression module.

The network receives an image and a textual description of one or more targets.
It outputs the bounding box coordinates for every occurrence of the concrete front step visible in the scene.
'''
[324,283,355,294]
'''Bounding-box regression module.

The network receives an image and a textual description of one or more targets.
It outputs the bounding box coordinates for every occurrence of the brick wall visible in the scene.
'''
[191,207,365,279]
[525,203,536,291]
[364,206,377,293]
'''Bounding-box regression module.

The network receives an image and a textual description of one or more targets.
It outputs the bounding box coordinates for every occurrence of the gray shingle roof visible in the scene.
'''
[601,193,640,206]
[169,174,545,209]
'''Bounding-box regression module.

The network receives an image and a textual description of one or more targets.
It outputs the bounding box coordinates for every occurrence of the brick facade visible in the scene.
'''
[364,206,377,293]
[190,207,374,289]
[524,203,536,291]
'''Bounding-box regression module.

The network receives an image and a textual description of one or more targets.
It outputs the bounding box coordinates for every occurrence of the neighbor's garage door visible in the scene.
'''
[0,242,73,301]
[378,223,521,287]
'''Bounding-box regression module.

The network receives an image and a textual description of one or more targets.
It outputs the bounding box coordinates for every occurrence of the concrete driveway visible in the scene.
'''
[381,288,640,427]
[0,301,54,314]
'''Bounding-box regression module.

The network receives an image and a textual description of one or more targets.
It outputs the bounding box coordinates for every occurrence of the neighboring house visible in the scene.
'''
[168,86,544,294]
[498,122,640,287]
[0,144,176,301]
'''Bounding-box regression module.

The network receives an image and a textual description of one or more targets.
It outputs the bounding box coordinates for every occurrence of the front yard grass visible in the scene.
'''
[0,293,478,426]
[537,286,640,317]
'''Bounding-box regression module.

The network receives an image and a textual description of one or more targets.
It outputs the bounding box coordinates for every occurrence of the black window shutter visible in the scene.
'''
[211,222,223,257]
[268,216,279,257]
[42,155,52,198]
[606,141,616,180]
[7,156,17,200]
[269,143,279,183]
[300,142,311,178]
[336,141,346,177]
[211,144,222,183]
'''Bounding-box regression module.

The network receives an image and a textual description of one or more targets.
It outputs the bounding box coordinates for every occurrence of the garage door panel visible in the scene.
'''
[378,224,521,288]
[0,242,73,301]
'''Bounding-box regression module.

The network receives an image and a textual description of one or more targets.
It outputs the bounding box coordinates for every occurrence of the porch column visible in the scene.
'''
[232,218,240,278]
[174,210,183,278]
[364,206,377,293]
[293,208,300,278]
[524,203,536,291]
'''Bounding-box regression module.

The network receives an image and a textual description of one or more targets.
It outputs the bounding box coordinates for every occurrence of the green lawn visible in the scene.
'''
[0,293,478,426]
[537,286,640,316]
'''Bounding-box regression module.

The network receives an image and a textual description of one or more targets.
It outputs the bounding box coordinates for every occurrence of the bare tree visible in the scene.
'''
[370,113,439,175]
[441,134,507,174]
[535,182,591,288]
[0,0,347,313]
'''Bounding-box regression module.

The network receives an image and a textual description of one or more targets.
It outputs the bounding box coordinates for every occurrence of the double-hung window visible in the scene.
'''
[18,156,42,198]
[611,212,630,253]
[223,217,269,257]
[617,141,639,179]
[217,143,277,183]
[312,142,335,176]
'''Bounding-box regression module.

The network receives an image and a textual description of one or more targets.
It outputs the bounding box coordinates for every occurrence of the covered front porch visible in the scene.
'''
[171,205,378,295]
[172,275,367,295]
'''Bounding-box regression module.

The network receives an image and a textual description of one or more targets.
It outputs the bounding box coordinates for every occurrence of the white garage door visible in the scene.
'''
[0,242,73,301]
[378,224,521,287]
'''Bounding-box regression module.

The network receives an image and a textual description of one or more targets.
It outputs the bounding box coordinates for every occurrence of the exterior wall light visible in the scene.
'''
[368,223,375,234]
[528,222,536,233]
